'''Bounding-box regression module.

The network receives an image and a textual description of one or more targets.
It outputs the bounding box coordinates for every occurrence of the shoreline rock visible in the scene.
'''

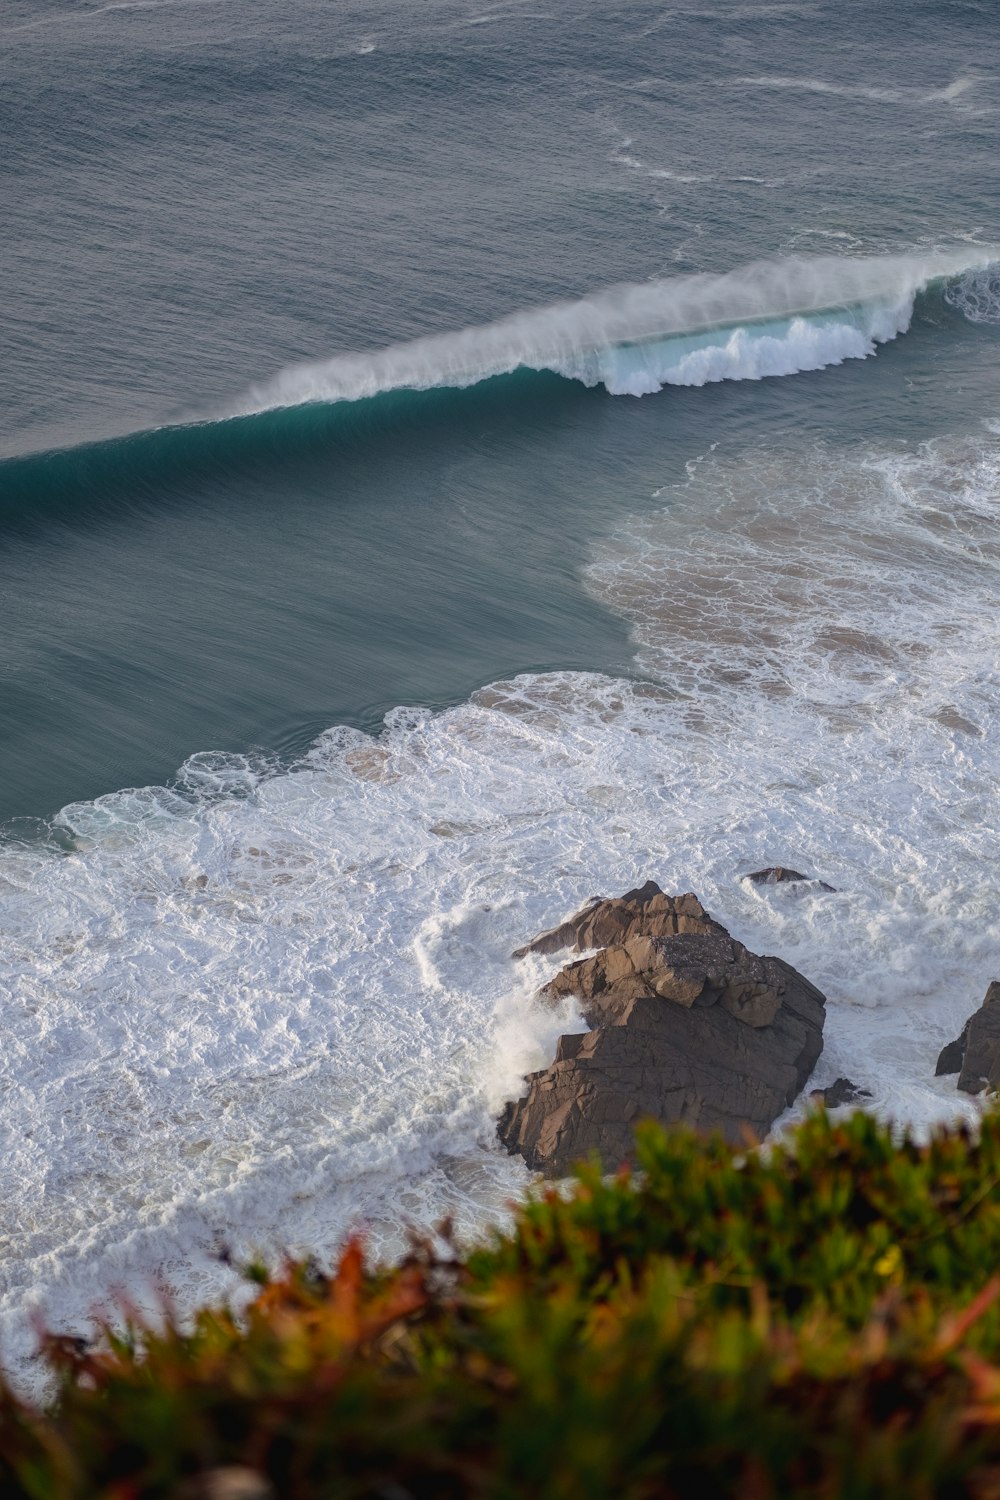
[500,883,826,1176]
[936,981,1000,1094]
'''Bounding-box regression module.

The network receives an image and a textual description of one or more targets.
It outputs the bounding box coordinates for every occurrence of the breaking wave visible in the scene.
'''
[236,249,998,411]
[2,250,997,512]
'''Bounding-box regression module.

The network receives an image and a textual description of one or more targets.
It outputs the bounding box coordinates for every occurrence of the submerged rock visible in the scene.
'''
[936,981,1000,1095]
[500,883,826,1175]
[745,867,837,893]
[809,1077,872,1109]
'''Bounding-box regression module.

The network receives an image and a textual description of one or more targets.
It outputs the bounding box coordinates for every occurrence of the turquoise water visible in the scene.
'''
[0,376,636,821]
[2,0,999,822]
[1,287,996,824]
[1,0,1000,1389]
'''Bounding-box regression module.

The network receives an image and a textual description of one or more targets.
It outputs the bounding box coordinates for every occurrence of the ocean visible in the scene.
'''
[2,0,1000,1387]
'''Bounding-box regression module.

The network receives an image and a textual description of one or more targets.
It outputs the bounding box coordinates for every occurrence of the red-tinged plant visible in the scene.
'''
[2,1111,1000,1496]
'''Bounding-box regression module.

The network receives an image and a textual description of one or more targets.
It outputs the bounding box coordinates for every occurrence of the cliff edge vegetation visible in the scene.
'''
[4,1109,1000,1498]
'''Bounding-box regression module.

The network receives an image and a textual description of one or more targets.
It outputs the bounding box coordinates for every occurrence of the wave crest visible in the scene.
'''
[233,249,999,414]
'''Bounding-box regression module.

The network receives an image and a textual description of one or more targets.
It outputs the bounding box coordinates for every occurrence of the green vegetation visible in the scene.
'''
[5,1110,1000,1497]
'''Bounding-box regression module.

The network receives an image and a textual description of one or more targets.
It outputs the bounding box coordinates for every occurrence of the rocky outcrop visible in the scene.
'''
[936,982,1000,1095]
[500,883,826,1175]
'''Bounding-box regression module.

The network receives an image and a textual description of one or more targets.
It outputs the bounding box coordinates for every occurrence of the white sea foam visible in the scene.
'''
[608,131,715,185]
[3,427,1000,1389]
[568,302,912,395]
[735,73,983,108]
[945,264,1000,324]
[3,0,227,39]
[230,250,998,414]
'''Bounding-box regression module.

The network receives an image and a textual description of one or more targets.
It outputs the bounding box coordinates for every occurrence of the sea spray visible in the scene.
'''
[234,249,998,412]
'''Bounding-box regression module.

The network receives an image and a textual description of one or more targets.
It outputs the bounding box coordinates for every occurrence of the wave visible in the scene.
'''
[2,250,997,499]
[0,370,574,527]
[232,249,998,411]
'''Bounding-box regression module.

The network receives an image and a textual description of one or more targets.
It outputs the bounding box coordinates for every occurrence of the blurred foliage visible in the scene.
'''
[4,1110,1000,1497]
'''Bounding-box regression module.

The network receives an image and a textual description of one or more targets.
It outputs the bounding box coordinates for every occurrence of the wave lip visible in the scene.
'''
[233,249,1000,414]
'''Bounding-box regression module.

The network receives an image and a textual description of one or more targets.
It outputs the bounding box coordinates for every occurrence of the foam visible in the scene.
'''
[608,132,716,185]
[3,0,221,38]
[3,427,1000,1393]
[735,73,983,109]
[945,264,1000,324]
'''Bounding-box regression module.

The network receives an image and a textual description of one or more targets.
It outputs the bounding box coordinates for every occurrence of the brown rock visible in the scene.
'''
[512,881,722,959]
[936,982,1000,1094]
[500,884,826,1175]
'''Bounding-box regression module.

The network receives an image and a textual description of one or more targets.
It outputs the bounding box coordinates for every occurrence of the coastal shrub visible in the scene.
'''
[2,1110,1000,1497]
[470,1110,1000,1326]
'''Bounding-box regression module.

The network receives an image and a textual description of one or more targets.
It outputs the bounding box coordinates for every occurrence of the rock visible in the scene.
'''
[512,882,721,959]
[500,883,826,1175]
[936,982,1000,1094]
[745,867,836,893]
[810,1077,871,1108]
[935,1032,968,1077]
